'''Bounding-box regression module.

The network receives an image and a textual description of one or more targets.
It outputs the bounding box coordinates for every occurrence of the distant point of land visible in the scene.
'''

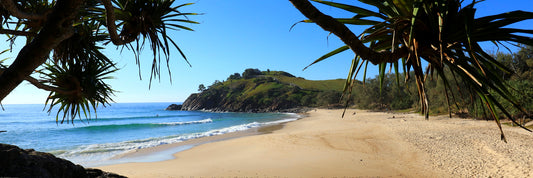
[173,68,346,112]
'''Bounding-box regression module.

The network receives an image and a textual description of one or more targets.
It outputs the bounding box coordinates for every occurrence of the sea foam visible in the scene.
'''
[159,118,213,126]
[57,115,299,166]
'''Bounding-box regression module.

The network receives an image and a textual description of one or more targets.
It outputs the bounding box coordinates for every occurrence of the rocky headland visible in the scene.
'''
[171,69,345,113]
[165,104,182,110]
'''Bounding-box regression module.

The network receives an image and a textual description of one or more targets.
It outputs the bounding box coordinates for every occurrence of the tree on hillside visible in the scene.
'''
[242,68,262,79]
[289,0,533,141]
[228,73,242,80]
[198,84,206,92]
[0,0,198,122]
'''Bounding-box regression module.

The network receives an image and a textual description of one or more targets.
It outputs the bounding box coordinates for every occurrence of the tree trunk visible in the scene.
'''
[0,0,83,102]
[288,0,407,65]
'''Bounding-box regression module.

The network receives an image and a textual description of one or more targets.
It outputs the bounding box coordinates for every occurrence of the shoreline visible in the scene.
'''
[97,109,533,177]
[90,115,296,167]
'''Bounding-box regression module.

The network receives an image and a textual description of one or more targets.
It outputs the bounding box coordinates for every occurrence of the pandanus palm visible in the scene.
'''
[40,20,117,123]
[291,0,533,141]
[0,0,198,123]
[109,0,198,85]
[46,0,198,121]
[2,0,54,45]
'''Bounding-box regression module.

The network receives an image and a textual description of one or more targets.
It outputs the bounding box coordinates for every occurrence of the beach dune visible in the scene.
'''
[99,109,533,177]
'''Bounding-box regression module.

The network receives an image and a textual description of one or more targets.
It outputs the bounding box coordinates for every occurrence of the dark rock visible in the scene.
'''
[180,88,301,113]
[165,104,182,110]
[86,168,126,178]
[0,143,126,178]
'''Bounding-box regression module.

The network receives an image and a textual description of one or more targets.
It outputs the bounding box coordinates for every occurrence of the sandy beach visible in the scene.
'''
[98,109,533,177]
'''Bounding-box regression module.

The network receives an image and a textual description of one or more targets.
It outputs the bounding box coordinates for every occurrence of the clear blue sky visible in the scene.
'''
[2,0,532,104]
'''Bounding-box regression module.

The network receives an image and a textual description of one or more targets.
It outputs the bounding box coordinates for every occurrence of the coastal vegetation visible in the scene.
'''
[184,45,533,121]
[351,45,533,121]
[290,0,533,141]
[0,0,199,123]
[181,69,346,112]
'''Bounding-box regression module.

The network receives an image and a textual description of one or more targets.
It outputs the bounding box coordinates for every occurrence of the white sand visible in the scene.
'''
[98,109,533,177]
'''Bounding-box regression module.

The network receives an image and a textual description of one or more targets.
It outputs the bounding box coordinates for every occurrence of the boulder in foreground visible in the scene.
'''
[0,143,125,178]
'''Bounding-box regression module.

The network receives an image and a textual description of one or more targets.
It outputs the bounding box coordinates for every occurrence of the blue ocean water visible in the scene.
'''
[0,102,299,166]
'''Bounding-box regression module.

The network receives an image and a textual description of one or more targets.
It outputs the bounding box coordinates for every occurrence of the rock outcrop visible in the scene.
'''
[180,91,299,112]
[180,77,305,112]
[165,104,182,110]
[0,143,125,178]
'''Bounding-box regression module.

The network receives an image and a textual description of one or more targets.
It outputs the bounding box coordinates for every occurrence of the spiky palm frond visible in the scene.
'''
[52,20,110,65]
[111,0,199,86]
[0,49,8,63]
[301,0,533,141]
[41,21,117,124]
[40,59,117,124]
[1,1,199,122]
[9,0,54,42]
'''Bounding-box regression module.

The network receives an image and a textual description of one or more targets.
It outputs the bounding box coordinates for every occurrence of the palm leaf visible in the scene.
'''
[312,0,387,19]
[303,45,349,70]
[112,0,198,86]
[343,56,361,94]
[296,0,533,139]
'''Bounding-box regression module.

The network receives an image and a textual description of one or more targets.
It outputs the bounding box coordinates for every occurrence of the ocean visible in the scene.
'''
[0,102,299,167]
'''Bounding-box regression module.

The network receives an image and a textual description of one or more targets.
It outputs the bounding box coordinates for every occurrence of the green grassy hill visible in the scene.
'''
[181,69,346,112]
[266,74,345,92]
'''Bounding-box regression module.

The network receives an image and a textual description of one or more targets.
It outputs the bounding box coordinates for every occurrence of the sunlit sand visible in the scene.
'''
[98,109,533,177]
